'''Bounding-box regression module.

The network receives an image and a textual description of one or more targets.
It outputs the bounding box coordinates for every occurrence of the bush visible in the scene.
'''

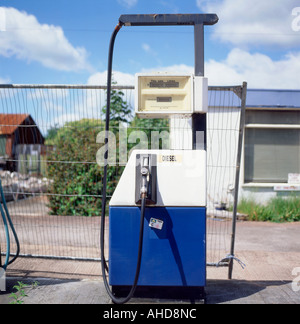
[237,196,300,222]
[47,119,123,217]
[46,117,169,217]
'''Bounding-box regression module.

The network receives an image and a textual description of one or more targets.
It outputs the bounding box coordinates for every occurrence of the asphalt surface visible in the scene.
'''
[1,221,300,304]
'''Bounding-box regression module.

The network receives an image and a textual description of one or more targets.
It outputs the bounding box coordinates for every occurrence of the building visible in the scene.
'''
[239,89,300,203]
[0,114,44,172]
[205,87,300,212]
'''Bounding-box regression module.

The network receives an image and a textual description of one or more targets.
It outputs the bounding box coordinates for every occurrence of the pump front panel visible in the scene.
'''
[109,206,206,287]
[109,149,207,288]
[109,150,206,208]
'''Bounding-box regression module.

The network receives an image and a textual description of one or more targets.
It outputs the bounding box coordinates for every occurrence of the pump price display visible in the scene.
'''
[136,74,193,116]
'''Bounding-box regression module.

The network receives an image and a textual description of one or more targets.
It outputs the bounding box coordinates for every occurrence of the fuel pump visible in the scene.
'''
[100,14,218,304]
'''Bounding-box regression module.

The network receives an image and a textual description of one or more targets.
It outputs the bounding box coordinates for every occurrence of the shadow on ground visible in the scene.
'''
[206,279,293,304]
[0,277,296,304]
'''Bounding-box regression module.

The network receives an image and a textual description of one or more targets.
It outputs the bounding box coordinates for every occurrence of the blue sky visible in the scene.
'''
[0,0,300,89]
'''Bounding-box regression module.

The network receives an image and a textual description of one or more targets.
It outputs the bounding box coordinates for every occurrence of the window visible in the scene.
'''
[0,135,6,157]
[244,110,300,183]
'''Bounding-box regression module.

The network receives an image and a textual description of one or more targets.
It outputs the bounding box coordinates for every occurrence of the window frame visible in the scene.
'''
[242,108,300,187]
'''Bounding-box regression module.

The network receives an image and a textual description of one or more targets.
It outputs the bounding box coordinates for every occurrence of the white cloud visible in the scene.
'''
[87,47,300,91]
[206,48,300,89]
[88,70,135,86]
[197,0,299,48]
[0,7,6,31]
[0,7,91,71]
[54,47,300,128]
[140,64,194,75]
[117,0,138,9]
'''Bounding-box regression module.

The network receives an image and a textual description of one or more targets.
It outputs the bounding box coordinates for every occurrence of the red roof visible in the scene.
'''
[0,114,30,135]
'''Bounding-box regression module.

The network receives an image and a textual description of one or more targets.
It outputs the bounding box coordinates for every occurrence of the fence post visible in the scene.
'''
[228,82,247,279]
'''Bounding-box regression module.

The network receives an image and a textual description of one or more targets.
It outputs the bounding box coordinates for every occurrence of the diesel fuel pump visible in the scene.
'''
[100,13,218,304]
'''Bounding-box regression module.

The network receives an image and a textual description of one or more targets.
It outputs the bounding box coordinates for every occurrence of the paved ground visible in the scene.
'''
[0,221,300,304]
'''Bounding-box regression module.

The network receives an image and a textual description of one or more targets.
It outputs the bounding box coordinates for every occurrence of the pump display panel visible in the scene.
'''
[135,73,208,118]
[136,74,193,115]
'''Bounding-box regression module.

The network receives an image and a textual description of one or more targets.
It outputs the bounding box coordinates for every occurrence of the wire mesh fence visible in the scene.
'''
[206,86,246,266]
[0,84,246,266]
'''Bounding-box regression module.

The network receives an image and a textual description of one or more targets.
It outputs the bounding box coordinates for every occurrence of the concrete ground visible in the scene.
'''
[0,221,300,304]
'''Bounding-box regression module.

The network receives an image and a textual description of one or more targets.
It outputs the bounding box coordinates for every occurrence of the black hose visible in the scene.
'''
[100,23,122,275]
[100,22,147,304]
[102,197,146,304]
[0,179,20,270]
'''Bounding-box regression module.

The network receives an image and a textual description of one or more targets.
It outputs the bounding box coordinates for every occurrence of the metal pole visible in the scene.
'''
[228,81,248,279]
[192,23,207,150]
[194,24,204,77]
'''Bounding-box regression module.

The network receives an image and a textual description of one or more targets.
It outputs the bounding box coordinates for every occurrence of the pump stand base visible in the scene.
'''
[111,286,206,304]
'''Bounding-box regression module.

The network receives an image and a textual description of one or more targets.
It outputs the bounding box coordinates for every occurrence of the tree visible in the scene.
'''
[45,124,60,145]
[102,82,132,123]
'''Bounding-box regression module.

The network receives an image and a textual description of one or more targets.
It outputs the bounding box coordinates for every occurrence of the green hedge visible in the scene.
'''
[46,117,169,217]
[47,119,123,217]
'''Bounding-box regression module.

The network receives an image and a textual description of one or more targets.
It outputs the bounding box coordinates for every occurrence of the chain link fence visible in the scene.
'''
[0,84,246,270]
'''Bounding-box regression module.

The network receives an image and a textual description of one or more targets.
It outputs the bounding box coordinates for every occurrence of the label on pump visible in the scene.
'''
[158,154,182,164]
[149,218,164,230]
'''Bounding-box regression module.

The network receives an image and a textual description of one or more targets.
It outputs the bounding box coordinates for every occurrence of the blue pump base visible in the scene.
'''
[111,285,205,302]
[109,206,206,290]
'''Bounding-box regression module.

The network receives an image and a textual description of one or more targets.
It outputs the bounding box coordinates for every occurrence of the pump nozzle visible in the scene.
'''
[140,158,150,199]
[135,154,157,205]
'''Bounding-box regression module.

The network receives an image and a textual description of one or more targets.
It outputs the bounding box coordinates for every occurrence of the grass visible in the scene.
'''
[237,196,300,223]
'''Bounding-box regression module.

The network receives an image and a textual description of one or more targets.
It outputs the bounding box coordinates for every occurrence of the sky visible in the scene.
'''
[0,0,300,89]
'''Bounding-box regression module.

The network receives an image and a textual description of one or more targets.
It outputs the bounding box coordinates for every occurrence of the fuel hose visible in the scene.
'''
[0,179,20,270]
[100,22,146,304]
